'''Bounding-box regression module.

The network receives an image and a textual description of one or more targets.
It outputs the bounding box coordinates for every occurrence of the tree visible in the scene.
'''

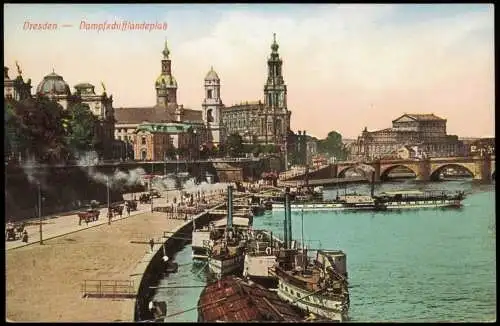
[317,130,348,160]
[4,100,25,161]
[66,103,101,157]
[226,133,243,157]
[13,96,69,163]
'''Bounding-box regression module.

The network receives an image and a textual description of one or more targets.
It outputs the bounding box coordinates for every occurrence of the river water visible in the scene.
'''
[151,179,496,322]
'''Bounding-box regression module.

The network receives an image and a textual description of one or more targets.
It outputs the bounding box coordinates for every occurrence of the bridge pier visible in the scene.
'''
[473,155,493,183]
[372,161,381,183]
[330,164,338,178]
[416,159,431,182]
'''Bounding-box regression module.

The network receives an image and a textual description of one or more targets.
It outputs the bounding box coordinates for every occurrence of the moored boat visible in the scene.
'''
[272,194,376,212]
[373,190,466,210]
[243,229,282,288]
[197,275,305,322]
[207,185,249,278]
[270,188,350,322]
[272,249,350,322]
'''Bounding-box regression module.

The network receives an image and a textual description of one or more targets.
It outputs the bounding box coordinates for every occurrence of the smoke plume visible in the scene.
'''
[76,151,146,188]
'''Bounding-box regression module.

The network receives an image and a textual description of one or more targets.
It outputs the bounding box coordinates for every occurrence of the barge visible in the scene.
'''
[197,275,305,322]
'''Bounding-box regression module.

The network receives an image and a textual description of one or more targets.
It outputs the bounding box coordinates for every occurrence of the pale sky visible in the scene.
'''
[4,4,495,139]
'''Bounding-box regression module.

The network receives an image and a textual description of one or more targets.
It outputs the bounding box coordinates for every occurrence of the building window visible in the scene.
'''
[141,150,147,160]
[141,136,146,145]
[207,89,212,99]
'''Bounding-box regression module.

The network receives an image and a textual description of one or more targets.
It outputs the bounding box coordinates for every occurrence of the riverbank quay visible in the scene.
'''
[133,191,258,321]
[5,209,187,322]
[5,191,177,251]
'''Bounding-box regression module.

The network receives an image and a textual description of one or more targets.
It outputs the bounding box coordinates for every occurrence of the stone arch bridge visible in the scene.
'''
[283,156,495,183]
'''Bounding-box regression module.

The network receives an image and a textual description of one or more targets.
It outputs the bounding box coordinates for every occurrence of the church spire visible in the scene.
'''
[271,33,279,52]
[162,39,170,59]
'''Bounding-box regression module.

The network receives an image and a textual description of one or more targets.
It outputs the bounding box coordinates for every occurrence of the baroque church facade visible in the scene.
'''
[114,34,292,160]
[213,34,291,146]
[114,40,207,160]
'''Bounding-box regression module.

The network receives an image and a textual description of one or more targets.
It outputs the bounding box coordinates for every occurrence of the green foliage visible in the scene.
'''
[226,133,243,156]
[9,96,70,163]
[4,97,107,164]
[317,130,349,160]
[66,103,101,155]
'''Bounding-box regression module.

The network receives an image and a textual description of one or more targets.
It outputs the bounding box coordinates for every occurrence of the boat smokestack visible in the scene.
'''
[283,187,290,249]
[227,185,233,229]
[286,188,292,248]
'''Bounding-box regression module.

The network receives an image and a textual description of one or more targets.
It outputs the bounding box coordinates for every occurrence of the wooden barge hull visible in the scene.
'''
[197,275,305,322]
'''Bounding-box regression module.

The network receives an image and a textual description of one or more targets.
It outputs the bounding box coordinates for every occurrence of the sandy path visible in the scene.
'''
[6,211,185,322]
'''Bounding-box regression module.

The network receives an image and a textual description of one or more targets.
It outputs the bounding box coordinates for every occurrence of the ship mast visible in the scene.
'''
[225,185,234,247]
[301,207,306,273]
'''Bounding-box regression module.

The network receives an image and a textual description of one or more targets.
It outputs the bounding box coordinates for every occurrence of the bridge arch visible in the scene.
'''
[380,164,418,181]
[337,165,369,179]
[430,163,474,181]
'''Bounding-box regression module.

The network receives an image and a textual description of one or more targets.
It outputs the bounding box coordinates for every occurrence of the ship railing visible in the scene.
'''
[81,279,135,299]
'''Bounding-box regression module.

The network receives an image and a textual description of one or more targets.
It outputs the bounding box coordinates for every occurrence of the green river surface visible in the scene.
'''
[151,179,496,322]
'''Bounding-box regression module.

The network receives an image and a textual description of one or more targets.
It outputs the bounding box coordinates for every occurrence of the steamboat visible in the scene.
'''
[373,189,466,210]
[191,216,251,260]
[275,172,466,212]
[243,229,283,288]
[206,185,249,278]
[270,188,350,321]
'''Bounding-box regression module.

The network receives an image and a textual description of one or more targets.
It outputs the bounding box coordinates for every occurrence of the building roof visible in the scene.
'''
[224,101,264,111]
[394,113,445,122]
[36,71,71,96]
[136,122,195,134]
[182,108,203,121]
[74,83,96,95]
[155,74,177,88]
[115,106,204,125]
[205,66,219,80]
[114,107,175,124]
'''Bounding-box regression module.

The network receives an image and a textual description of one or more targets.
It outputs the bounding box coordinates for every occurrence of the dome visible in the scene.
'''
[36,71,71,96]
[205,66,219,81]
[155,74,177,88]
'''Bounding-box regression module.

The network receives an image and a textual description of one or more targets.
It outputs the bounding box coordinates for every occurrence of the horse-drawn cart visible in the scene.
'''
[126,200,138,211]
[5,222,25,241]
[110,204,124,217]
[139,194,152,204]
[78,209,100,225]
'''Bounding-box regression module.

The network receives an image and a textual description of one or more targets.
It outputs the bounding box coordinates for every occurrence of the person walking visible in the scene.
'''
[149,238,155,253]
[22,230,28,243]
[127,205,131,216]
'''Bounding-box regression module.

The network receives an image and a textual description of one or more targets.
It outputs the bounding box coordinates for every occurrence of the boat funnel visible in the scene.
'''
[227,185,233,229]
[286,190,292,247]
[283,187,290,249]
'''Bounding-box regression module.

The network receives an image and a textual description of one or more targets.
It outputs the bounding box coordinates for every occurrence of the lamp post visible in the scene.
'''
[284,135,288,171]
[107,175,111,225]
[38,181,43,245]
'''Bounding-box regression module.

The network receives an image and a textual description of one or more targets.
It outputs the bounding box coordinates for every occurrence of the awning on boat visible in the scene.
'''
[213,217,250,228]
[380,190,424,195]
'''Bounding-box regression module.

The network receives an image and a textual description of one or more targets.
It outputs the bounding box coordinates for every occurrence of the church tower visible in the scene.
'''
[155,39,178,108]
[263,33,290,144]
[202,66,224,146]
